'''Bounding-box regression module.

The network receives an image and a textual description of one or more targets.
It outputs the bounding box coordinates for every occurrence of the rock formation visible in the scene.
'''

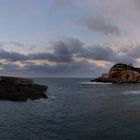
[0,76,48,101]
[91,63,140,83]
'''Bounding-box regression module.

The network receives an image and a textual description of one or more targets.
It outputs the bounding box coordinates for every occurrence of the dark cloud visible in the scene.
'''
[81,17,121,36]
[47,41,73,63]
[30,39,115,62]
[0,37,136,64]
[30,41,73,63]
[25,61,103,77]
[30,38,83,63]
[2,60,105,77]
[77,45,115,61]
[0,37,138,77]
[0,50,28,61]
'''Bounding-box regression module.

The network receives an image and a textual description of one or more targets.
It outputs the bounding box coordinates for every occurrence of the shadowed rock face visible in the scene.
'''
[91,63,140,83]
[0,76,48,101]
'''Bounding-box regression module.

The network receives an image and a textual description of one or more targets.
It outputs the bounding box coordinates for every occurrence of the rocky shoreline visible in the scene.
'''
[0,76,48,101]
[91,63,140,83]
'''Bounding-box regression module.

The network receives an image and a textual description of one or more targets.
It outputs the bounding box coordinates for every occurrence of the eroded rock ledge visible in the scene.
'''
[0,76,48,101]
[91,63,140,83]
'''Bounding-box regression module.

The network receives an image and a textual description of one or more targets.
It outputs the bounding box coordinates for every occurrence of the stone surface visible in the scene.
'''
[91,63,140,83]
[0,76,48,101]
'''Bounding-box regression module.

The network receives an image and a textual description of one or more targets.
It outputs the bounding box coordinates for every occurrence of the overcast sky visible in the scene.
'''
[0,0,140,77]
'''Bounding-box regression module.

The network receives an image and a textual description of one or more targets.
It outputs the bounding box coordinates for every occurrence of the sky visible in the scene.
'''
[1,0,140,77]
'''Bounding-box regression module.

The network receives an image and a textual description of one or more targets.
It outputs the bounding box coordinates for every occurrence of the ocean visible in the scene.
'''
[1,78,140,140]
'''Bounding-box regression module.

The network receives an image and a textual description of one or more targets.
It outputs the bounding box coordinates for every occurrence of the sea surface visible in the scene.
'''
[1,78,140,139]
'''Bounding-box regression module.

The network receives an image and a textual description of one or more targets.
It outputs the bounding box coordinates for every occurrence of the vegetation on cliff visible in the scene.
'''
[112,63,140,73]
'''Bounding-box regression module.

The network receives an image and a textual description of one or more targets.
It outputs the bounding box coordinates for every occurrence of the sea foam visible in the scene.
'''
[122,90,140,95]
[79,82,112,85]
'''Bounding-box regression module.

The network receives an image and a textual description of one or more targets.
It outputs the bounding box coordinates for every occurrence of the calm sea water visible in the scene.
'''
[1,78,140,139]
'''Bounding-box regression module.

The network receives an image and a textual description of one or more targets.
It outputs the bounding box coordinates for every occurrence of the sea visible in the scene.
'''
[1,78,140,140]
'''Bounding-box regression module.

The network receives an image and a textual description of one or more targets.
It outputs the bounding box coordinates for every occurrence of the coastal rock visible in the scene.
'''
[91,63,140,83]
[0,76,48,101]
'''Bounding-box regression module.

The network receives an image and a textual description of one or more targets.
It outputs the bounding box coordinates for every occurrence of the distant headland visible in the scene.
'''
[91,63,140,83]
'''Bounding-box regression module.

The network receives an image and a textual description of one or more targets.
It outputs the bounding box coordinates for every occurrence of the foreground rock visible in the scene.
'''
[0,76,48,101]
[91,63,140,83]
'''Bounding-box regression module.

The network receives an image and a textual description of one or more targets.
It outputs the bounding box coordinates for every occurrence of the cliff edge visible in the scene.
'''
[91,63,140,83]
[0,76,48,101]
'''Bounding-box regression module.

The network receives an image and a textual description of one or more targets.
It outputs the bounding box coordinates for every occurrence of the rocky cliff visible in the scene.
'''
[91,63,140,83]
[0,76,48,101]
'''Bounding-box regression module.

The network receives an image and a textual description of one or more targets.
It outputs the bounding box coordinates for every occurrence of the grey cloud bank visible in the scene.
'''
[0,38,138,77]
[81,17,121,36]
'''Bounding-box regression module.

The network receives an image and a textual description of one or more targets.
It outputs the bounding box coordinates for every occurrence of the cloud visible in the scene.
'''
[126,45,140,58]
[130,0,140,9]
[46,41,74,63]
[77,45,115,61]
[30,38,116,63]
[25,61,101,76]
[0,38,109,77]
[30,38,83,63]
[0,49,28,61]
[49,0,72,13]
[0,37,139,77]
[0,37,136,64]
[7,42,25,47]
[2,60,106,77]
[81,17,121,36]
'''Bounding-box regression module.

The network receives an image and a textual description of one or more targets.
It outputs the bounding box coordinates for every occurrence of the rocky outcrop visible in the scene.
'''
[91,63,140,83]
[0,76,48,101]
